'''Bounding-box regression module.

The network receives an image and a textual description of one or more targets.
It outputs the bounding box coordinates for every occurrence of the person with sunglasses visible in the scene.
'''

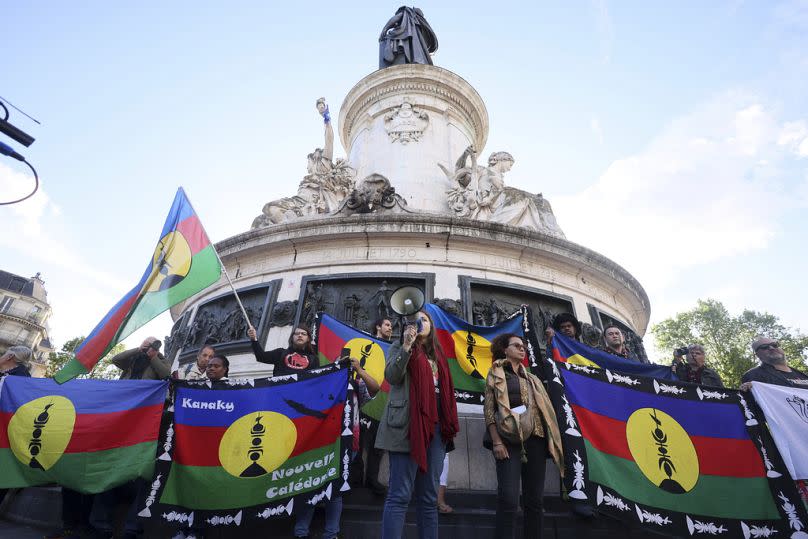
[484,333,564,539]
[741,337,808,389]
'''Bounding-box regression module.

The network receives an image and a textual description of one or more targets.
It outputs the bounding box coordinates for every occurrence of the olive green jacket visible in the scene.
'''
[375,341,413,453]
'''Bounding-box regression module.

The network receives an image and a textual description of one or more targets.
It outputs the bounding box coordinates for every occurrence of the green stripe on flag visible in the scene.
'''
[583,440,780,520]
[447,357,485,393]
[160,441,341,510]
[0,442,156,494]
[118,245,221,342]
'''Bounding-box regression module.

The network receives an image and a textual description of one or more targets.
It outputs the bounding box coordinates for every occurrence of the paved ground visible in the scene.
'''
[0,518,51,538]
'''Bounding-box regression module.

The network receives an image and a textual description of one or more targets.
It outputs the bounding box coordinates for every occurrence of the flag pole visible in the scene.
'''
[210,244,253,330]
[180,187,253,331]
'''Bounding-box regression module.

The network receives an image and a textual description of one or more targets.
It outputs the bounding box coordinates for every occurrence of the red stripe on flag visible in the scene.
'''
[0,406,162,453]
[176,214,211,255]
[552,347,567,362]
[573,405,765,478]
[317,323,345,364]
[435,329,456,360]
[0,412,12,448]
[173,404,344,467]
[75,292,140,369]
[66,404,163,453]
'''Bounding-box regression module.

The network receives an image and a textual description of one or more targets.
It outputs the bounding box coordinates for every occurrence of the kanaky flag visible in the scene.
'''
[314,313,391,422]
[549,364,808,537]
[55,188,222,383]
[141,364,351,529]
[424,303,526,404]
[551,333,676,380]
[0,376,166,493]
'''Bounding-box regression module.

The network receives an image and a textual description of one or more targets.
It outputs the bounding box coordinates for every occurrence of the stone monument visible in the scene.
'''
[170,11,651,493]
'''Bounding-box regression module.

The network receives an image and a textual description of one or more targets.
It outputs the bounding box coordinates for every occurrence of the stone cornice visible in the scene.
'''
[339,64,489,153]
[215,213,650,325]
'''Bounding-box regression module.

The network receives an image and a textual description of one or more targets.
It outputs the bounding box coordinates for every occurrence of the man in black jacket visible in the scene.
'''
[247,325,319,377]
[741,337,808,389]
[673,344,724,387]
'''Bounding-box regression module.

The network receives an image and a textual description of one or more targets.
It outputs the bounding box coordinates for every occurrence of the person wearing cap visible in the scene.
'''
[109,337,170,380]
[0,345,33,377]
[672,344,724,388]
[741,337,808,389]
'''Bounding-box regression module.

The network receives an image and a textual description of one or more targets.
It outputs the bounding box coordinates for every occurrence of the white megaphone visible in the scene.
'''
[389,286,426,342]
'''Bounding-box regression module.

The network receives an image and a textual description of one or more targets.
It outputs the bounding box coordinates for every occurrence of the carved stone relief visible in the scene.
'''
[252,154,356,228]
[440,147,566,238]
[179,285,273,363]
[164,312,189,364]
[384,100,429,144]
[580,322,603,348]
[270,300,298,328]
[433,298,463,317]
[299,275,432,338]
[333,174,411,216]
[463,280,574,354]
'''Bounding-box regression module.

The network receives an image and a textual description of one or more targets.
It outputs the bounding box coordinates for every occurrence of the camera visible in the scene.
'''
[674,346,689,357]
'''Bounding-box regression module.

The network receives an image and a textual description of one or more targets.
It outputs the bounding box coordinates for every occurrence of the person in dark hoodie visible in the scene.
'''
[247,324,319,376]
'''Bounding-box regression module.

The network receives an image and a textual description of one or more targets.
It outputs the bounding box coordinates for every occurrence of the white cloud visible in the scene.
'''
[777,120,808,157]
[554,93,808,292]
[0,163,127,292]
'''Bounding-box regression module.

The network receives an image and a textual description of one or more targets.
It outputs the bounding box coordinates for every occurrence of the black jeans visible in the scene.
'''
[494,435,548,539]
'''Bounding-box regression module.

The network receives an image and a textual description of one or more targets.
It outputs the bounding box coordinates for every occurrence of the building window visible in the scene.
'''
[0,296,14,312]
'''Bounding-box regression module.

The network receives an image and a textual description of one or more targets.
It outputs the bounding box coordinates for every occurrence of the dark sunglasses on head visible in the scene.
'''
[756,342,780,352]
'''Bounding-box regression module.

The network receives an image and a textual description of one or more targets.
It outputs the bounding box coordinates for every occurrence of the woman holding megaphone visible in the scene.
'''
[375,309,459,539]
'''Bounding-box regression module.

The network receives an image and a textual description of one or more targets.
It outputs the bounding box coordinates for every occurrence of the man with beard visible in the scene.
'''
[247,325,319,376]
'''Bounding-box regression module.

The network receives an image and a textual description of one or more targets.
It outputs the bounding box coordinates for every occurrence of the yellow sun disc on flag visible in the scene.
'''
[8,395,76,471]
[566,354,600,368]
[344,338,385,385]
[626,407,699,494]
[144,231,192,293]
[451,331,492,380]
[219,411,297,478]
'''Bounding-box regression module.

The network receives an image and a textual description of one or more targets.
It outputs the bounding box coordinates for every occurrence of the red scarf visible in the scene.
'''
[407,343,459,473]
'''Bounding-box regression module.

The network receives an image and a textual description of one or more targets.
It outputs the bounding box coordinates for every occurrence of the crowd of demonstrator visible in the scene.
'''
[1,309,805,539]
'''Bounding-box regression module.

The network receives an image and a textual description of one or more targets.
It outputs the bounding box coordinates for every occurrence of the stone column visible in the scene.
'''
[338,64,489,213]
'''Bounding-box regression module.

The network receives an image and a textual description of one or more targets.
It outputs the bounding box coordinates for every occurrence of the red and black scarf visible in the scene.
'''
[407,343,459,473]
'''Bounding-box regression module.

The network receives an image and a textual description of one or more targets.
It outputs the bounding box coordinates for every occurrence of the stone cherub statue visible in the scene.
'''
[378,6,438,69]
[440,148,566,237]
[252,98,356,228]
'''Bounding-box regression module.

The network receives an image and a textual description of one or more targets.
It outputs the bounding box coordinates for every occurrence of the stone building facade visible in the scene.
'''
[0,270,54,377]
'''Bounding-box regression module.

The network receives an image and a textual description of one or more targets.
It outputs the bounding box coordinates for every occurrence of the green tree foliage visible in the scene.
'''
[45,337,126,379]
[651,299,808,388]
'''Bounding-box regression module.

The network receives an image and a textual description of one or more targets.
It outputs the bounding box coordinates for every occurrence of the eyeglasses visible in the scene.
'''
[756,342,780,352]
[508,342,525,350]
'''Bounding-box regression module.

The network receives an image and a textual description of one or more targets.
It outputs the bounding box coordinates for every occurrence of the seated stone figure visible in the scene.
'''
[442,149,565,238]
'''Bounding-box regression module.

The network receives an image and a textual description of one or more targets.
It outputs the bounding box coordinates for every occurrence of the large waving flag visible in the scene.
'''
[139,364,351,532]
[546,362,808,537]
[0,376,166,493]
[424,303,526,404]
[550,333,676,380]
[313,313,391,422]
[751,382,808,481]
[55,188,222,383]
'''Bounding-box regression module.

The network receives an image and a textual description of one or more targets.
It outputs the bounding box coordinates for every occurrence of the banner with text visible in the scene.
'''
[138,363,352,531]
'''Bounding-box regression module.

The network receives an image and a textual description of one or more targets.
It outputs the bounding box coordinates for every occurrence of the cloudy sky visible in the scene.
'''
[3,1,807,360]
